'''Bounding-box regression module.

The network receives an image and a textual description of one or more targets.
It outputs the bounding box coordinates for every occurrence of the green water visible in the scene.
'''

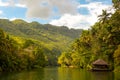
[0,67,120,80]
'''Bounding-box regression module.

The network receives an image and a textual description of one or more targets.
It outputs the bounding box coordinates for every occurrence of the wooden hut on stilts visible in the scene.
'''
[91,59,110,71]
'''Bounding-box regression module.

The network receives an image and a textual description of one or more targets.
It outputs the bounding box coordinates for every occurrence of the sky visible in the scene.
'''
[0,0,113,29]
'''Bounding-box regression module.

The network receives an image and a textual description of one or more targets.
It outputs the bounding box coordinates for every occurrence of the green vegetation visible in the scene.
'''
[0,19,82,52]
[0,20,82,72]
[0,29,47,71]
[58,0,120,71]
[0,0,119,72]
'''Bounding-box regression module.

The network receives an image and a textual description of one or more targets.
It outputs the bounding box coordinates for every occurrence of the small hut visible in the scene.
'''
[91,59,109,71]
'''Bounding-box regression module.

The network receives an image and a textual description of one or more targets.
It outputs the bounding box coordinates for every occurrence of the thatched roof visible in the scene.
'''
[92,59,108,66]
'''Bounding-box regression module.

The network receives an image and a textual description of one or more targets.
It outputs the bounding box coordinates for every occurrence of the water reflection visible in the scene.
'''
[57,68,114,80]
[91,71,114,80]
[114,72,120,80]
[43,67,59,80]
[0,67,119,80]
[0,69,44,80]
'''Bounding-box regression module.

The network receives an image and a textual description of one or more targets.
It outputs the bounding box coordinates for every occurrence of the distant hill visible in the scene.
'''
[0,19,82,53]
[0,19,82,66]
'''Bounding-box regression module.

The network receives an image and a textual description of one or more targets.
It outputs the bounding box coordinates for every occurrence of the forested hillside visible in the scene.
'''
[58,0,120,71]
[0,19,81,38]
[0,19,82,53]
[0,29,48,71]
[0,19,82,72]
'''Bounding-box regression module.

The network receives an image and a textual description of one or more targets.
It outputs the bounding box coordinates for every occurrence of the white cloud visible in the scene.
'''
[78,2,112,16]
[78,2,114,24]
[0,0,26,8]
[9,17,19,21]
[0,0,78,19]
[0,0,114,29]
[0,17,8,19]
[50,14,90,29]
[0,10,3,14]
[50,2,113,29]
[15,4,26,8]
[18,0,78,19]
[0,0,9,6]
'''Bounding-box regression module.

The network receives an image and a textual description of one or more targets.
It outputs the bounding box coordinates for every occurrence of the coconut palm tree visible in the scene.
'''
[98,10,112,23]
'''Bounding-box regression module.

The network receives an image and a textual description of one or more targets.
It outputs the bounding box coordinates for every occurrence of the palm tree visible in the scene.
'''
[98,10,112,23]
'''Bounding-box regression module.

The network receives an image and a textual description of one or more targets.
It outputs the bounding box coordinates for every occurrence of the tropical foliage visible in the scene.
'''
[0,20,82,72]
[58,2,120,71]
[0,29,48,71]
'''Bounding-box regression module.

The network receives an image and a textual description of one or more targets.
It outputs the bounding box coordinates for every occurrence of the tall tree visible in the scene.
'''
[98,10,111,23]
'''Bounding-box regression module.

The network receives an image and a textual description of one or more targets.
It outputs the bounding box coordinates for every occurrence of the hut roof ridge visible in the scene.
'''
[92,59,108,65]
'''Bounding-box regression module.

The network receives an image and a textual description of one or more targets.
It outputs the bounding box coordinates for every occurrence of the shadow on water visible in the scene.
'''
[114,72,120,80]
[0,68,44,80]
[58,67,115,80]
[91,71,114,80]
[0,67,120,80]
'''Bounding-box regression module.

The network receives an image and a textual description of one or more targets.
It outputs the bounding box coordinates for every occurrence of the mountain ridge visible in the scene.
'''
[0,19,82,52]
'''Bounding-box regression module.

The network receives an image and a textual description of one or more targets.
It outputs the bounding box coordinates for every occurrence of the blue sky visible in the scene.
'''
[0,0,113,29]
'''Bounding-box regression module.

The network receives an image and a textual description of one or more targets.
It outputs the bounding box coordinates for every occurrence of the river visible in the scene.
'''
[0,67,120,80]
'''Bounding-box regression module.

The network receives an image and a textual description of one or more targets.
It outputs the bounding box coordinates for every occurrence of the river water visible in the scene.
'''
[0,67,120,80]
